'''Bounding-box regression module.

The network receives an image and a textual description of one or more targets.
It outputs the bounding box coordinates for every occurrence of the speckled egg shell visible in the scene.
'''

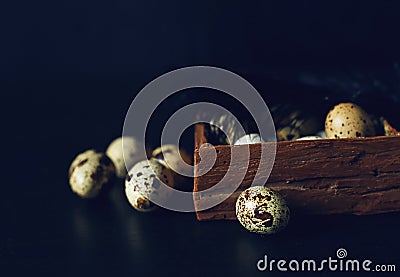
[315,130,327,138]
[106,136,147,178]
[69,150,115,198]
[125,159,174,212]
[277,126,300,141]
[234,134,264,145]
[236,186,290,235]
[296,136,322,141]
[125,190,157,212]
[325,103,376,139]
[151,145,192,176]
[209,114,244,145]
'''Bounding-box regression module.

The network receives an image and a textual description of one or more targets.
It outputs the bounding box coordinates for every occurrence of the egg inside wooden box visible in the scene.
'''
[192,92,400,221]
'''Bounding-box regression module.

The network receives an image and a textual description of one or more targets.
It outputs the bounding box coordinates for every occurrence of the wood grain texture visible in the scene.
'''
[193,124,400,220]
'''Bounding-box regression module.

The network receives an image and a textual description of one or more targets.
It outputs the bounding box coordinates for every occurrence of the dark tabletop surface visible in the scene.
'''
[2,77,400,277]
[2,1,400,276]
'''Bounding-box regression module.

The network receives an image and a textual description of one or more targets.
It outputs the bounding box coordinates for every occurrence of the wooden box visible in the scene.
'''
[193,123,400,221]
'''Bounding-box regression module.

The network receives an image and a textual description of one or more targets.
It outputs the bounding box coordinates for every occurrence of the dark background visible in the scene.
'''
[2,1,400,276]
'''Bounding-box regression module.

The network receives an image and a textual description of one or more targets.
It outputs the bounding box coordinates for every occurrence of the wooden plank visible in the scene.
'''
[193,124,400,220]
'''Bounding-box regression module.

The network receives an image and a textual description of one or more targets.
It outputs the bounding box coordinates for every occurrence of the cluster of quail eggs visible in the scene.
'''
[210,101,388,147]
[277,102,396,141]
[68,137,191,212]
[271,102,397,141]
[69,100,398,236]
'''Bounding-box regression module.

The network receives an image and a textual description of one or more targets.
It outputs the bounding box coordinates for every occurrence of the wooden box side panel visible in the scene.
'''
[193,125,400,220]
[193,124,208,202]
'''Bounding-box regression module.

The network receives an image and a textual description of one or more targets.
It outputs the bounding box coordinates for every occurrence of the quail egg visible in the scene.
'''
[151,144,192,176]
[325,103,375,139]
[106,136,147,178]
[69,149,115,198]
[209,114,244,145]
[234,133,264,145]
[125,159,174,212]
[236,186,290,235]
[125,190,156,212]
[315,130,327,138]
[277,126,300,141]
[296,136,322,141]
[381,118,400,136]
[274,105,320,141]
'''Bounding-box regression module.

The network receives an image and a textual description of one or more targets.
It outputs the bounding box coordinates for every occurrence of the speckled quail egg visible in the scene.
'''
[296,136,322,141]
[315,130,327,138]
[234,133,264,145]
[106,136,147,178]
[277,126,300,141]
[125,159,174,212]
[236,186,290,235]
[151,144,192,176]
[274,105,320,141]
[125,190,157,212]
[209,114,244,144]
[381,118,400,136]
[69,149,115,198]
[325,103,375,139]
